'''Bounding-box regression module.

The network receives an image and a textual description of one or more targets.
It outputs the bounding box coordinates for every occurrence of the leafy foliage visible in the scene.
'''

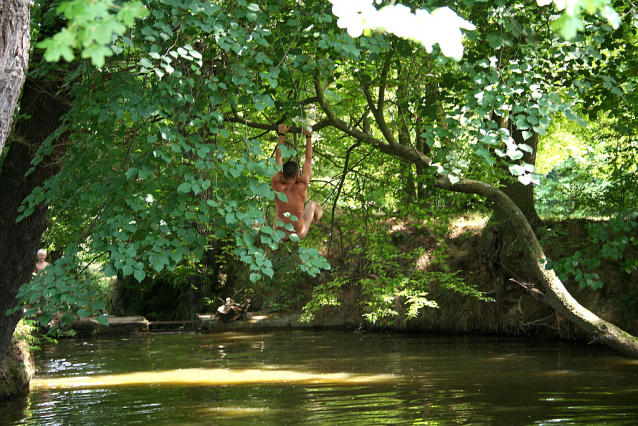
[540,0,620,39]
[9,0,637,329]
[36,0,150,67]
[536,155,607,218]
[329,1,476,60]
[536,112,638,219]
[251,252,309,313]
[25,0,333,287]
[12,319,42,352]
[10,254,110,335]
[541,212,638,289]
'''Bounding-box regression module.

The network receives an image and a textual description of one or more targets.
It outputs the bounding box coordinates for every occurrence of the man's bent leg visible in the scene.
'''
[298,201,319,239]
[313,203,323,224]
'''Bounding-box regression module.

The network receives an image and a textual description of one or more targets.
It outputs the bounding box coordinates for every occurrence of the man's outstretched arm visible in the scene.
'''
[272,124,288,188]
[275,124,289,167]
[299,127,313,184]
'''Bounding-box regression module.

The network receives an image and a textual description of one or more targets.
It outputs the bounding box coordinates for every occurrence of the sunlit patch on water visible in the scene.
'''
[33,368,398,390]
[540,369,581,376]
[199,407,271,417]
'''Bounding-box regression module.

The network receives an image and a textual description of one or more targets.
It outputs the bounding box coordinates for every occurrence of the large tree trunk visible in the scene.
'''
[482,124,542,324]
[436,175,638,358]
[0,77,69,366]
[495,125,542,228]
[0,0,30,155]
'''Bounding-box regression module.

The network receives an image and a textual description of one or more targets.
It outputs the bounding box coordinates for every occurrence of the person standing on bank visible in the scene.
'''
[34,249,50,275]
[271,123,323,242]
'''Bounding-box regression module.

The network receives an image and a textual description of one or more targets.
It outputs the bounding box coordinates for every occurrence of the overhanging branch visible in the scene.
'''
[224,111,332,135]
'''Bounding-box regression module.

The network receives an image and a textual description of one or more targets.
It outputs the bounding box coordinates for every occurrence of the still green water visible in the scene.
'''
[2,331,638,425]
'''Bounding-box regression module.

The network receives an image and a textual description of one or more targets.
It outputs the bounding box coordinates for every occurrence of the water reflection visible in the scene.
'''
[2,332,638,426]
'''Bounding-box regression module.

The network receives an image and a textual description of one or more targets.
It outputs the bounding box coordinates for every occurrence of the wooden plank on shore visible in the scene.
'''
[102,316,149,334]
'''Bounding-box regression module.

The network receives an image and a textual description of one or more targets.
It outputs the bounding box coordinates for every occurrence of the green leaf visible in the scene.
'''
[150,255,165,272]
[80,43,114,68]
[104,264,118,277]
[39,315,53,327]
[91,300,107,311]
[177,182,192,193]
[564,109,587,127]
[552,14,584,40]
[140,58,153,68]
[244,232,255,245]
[134,269,146,282]
[475,147,491,159]
[509,164,525,175]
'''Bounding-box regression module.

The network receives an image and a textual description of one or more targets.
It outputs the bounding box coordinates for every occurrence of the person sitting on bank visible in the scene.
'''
[271,124,323,242]
[34,248,50,275]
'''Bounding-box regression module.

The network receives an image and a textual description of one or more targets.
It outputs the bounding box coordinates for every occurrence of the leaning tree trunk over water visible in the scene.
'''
[0,77,69,367]
[0,0,30,155]
[435,175,638,358]
[482,125,542,322]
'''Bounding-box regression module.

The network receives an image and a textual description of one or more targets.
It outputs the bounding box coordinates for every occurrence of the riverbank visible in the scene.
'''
[197,312,358,331]
[100,217,638,343]
[59,312,359,336]
[0,340,33,401]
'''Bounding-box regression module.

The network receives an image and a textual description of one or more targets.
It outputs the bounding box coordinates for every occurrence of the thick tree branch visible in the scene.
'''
[377,54,389,112]
[329,139,361,249]
[361,54,402,150]
[434,175,638,358]
[224,110,331,135]
[224,95,324,134]
[313,74,432,167]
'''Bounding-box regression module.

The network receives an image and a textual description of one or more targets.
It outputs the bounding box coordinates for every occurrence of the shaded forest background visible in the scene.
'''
[111,212,638,341]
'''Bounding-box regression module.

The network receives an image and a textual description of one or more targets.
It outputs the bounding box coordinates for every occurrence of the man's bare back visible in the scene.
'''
[273,182,307,235]
[271,124,322,241]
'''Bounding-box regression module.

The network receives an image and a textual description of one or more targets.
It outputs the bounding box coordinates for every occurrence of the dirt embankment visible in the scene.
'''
[307,217,638,342]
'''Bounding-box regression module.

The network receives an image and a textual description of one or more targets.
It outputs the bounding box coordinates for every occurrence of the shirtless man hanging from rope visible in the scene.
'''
[271,124,323,242]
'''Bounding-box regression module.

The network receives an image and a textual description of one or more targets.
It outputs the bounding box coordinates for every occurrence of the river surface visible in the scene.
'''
[2,331,638,425]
